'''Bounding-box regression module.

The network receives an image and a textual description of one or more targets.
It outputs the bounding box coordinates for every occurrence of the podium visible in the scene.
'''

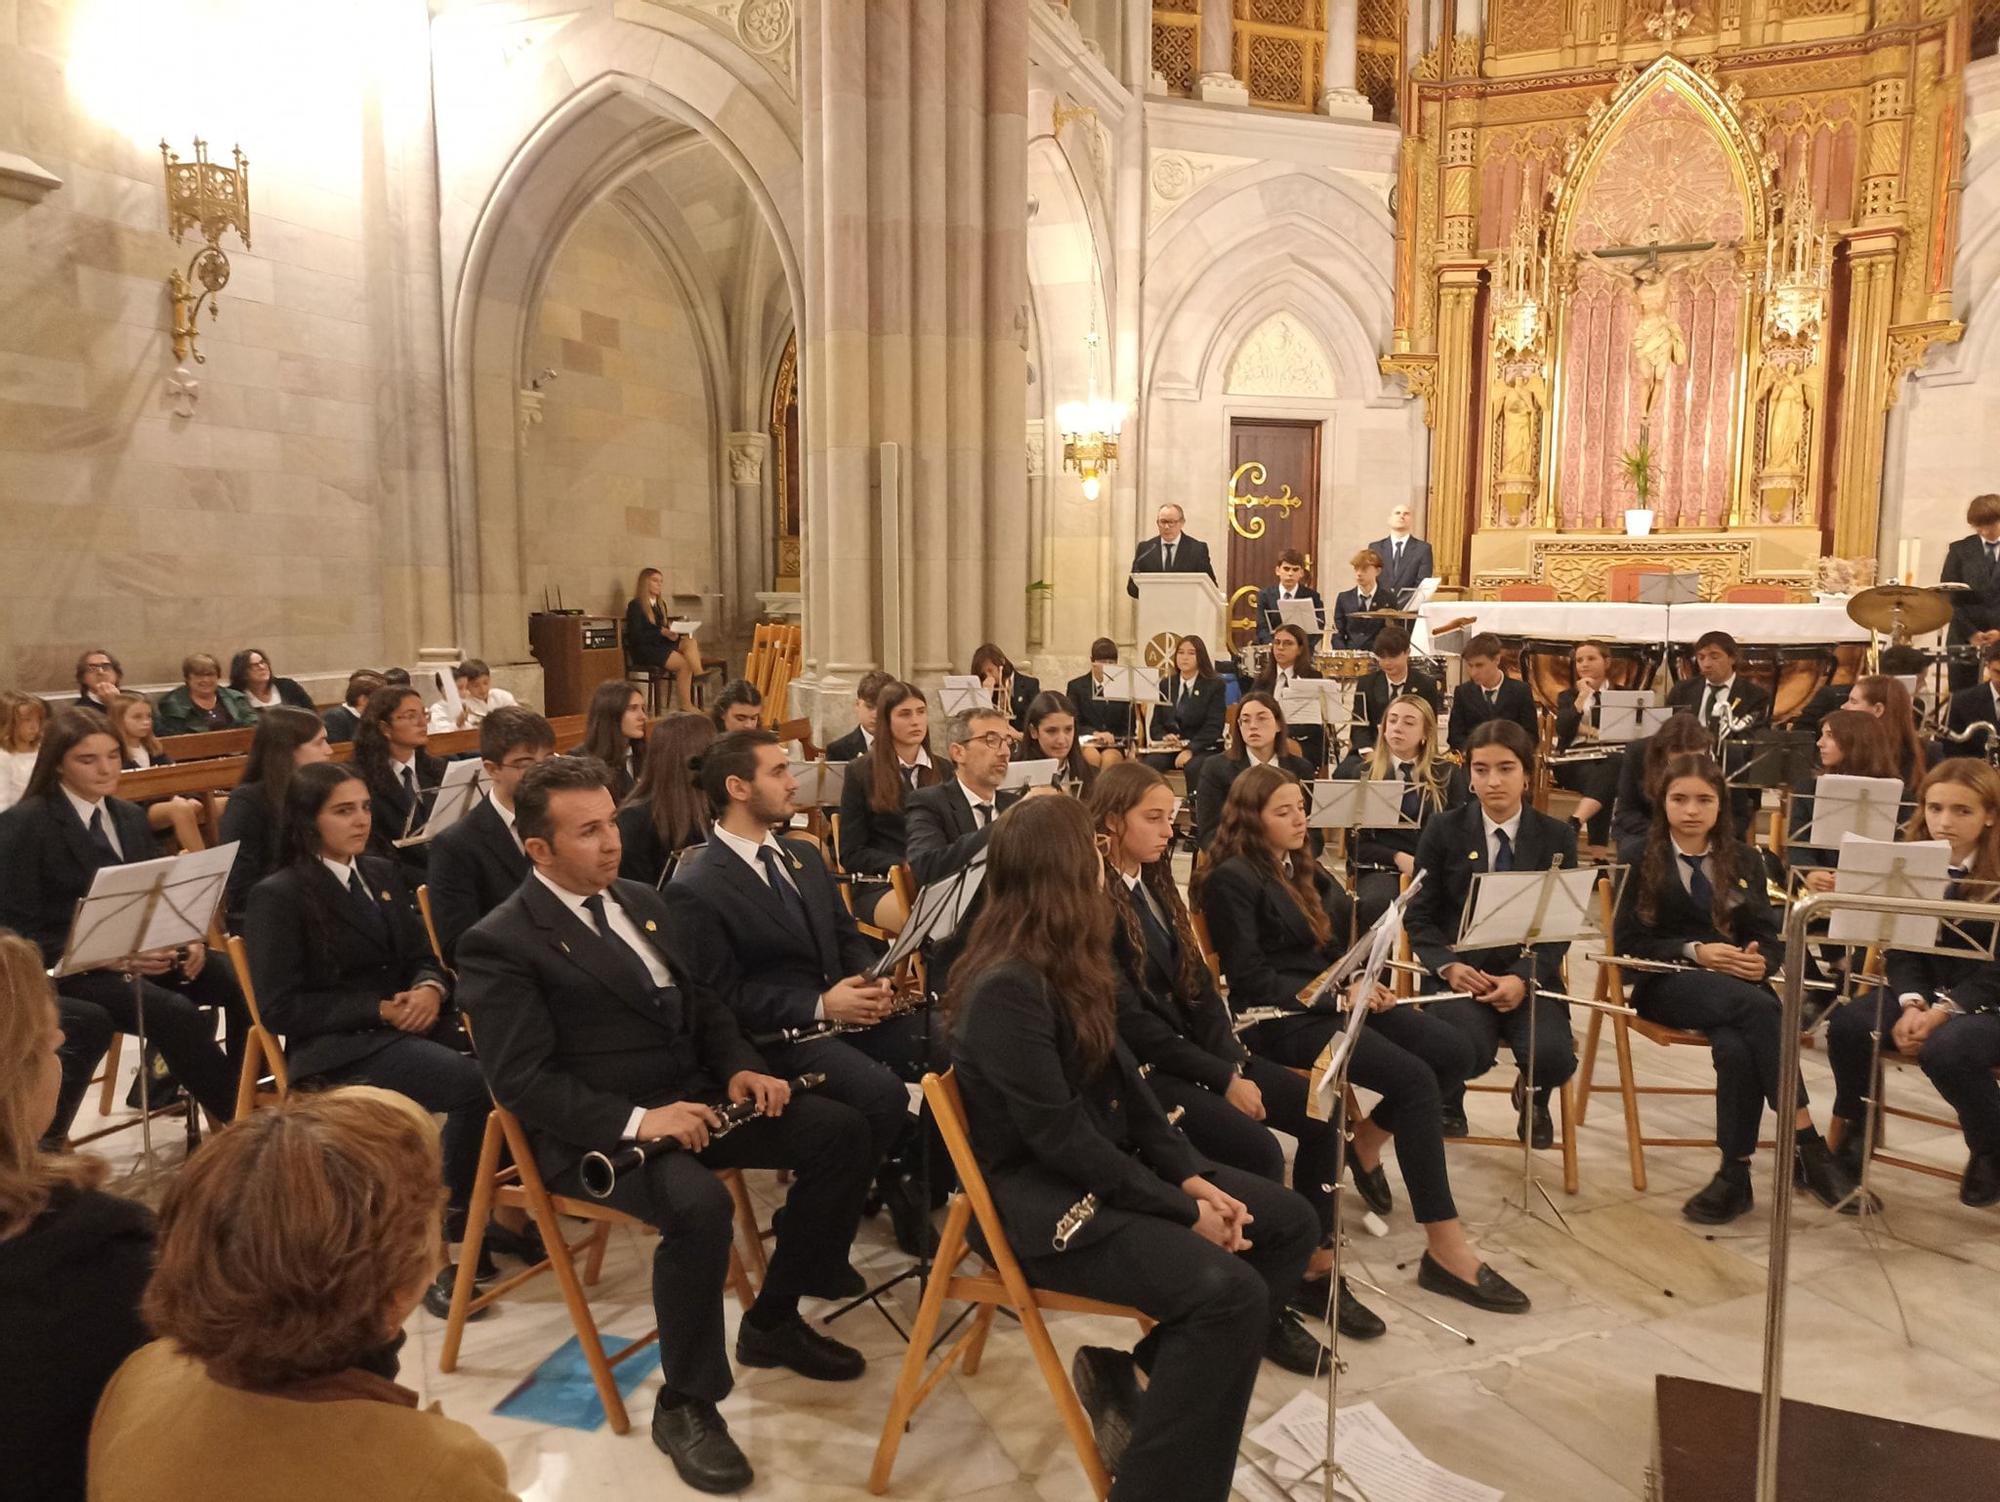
[529,612,623,717]
[1133,573,1227,664]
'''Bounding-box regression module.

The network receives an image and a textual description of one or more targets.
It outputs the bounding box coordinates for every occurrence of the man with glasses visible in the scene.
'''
[73,649,122,714]
[1126,503,1216,598]
[428,706,557,961]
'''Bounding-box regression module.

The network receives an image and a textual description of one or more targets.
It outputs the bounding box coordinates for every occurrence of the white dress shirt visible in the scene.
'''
[1697,676,1737,722]
[63,785,121,858]
[487,789,523,851]
[1480,807,1523,866]
[957,777,1000,827]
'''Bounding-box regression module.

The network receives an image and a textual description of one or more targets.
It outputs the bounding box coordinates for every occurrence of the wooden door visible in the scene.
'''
[1225,418,1322,652]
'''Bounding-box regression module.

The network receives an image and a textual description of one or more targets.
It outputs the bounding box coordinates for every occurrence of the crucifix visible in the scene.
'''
[1581,228,1729,423]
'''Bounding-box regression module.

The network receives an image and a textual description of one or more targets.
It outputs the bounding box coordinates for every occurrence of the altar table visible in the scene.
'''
[1421,600,1867,646]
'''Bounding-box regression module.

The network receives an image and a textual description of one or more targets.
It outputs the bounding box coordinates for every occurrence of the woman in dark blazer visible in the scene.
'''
[624,565,705,712]
[835,680,940,929]
[616,711,714,886]
[1021,690,1095,794]
[1249,625,1329,769]
[1333,692,1465,931]
[217,706,331,929]
[1193,690,1315,852]
[351,684,444,871]
[1613,752,1861,1226]
[970,642,1040,732]
[1610,710,1710,845]
[243,762,489,1289]
[228,648,316,711]
[1192,764,1526,1316]
[1144,634,1226,778]
[1550,639,1622,847]
[1090,763,1376,1340]
[577,680,648,802]
[949,794,1320,1499]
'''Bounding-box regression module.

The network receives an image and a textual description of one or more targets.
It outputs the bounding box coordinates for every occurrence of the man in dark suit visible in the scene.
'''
[1947,640,2000,747]
[824,670,894,763]
[455,757,875,1494]
[1407,720,1579,1147]
[1066,637,1132,746]
[1664,630,1771,831]
[1350,626,1443,754]
[1369,502,1433,602]
[1125,502,1216,598]
[1254,548,1326,648]
[1331,547,1388,651]
[1942,494,2000,694]
[1446,633,1540,753]
[663,730,931,1253]
[427,707,554,961]
[321,669,385,745]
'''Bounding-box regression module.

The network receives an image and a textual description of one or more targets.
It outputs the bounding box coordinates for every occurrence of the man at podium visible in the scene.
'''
[1126,503,1216,598]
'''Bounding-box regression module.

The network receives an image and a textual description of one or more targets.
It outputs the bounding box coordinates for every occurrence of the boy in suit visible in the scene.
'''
[1066,637,1131,748]
[1941,493,2000,695]
[1332,548,1388,652]
[456,756,874,1495]
[824,670,894,763]
[1406,720,1578,1146]
[322,670,384,745]
[1446,633,1540,753]
[1350,626,1442,754]
[427,707,555,961]
[1255,548,1326,648]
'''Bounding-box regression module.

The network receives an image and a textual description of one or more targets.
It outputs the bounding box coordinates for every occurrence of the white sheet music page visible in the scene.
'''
[1238,1393,1504,1502]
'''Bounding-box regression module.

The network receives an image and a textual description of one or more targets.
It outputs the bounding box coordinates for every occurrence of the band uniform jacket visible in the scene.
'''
[1125,533,1216,599]
[1333,755,1467,874]
[825,726,869,763]
[1108,876,1246,1095]
[837,749,925,877]
[661,836,882,1035]
[1195,855,1355,1034]
[217,781,281,930]
[426,796,531,961]
[1664,674,1772,732]
[1150,675,1227,755]
[1611,837,1783,981]
[0,793,158,966]
[362,752,446,867]
[1446,675,1540,753]
[1406,801,1577,990]
[1369,535,1433,599]
[455,877,766,1182]
[1941,533,2000,647]
[951,959,1214,1252]
[905,781,1014,991]
[1255,585,1326,647]
[1351,667,1443,753]
[1066,672,1131,740]
[243,857,456,1081]
[1330,587,1386,652]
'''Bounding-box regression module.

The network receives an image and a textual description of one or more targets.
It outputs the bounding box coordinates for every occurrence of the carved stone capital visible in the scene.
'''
[1884,320,1965,408]
[727,430,770,483]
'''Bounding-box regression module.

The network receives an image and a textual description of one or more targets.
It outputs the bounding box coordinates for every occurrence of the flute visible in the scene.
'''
[1050,1111,1187,1252]
[579,1072,826,1199]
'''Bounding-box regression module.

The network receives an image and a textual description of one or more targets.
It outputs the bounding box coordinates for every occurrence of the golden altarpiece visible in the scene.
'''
[1379,0,1970,600]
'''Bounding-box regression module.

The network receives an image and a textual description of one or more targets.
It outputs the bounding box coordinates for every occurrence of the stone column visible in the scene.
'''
[1320,0,1372,119]
[725,432,770,627]
[799,0,1030,727]
[1198,0,1249,105]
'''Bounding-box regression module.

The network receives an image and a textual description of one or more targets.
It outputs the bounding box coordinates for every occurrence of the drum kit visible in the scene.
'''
[1841,581,1957,644]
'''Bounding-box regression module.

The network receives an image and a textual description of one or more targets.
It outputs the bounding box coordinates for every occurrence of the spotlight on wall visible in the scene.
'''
[162,138,251,365]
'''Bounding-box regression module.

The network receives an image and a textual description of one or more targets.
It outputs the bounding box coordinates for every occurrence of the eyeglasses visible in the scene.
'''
[968,733,1013,751]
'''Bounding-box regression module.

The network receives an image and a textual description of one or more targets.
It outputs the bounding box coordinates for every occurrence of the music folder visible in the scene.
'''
[1454,865,1610,953]
[57,843,240,976]
[1826,836,1956,952]
[1597,690,1677,743]
[940,676,995,716]
[1099,665,1161,704]
[394,758,486,847]
[789,758,847,808]
[999,758,1060,791]
[1804,774,1907,848]
[1306,779,1410,831]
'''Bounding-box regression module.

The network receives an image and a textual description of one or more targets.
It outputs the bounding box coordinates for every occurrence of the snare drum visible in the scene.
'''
[1238,643,1272,680]
[1317,650,1375,682]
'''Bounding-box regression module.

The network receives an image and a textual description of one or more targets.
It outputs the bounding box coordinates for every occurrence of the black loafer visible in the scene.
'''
[420,1265,490,1322]
[1683,1169,1754,1225]
[1349,1156,1393,1216]
[1416,1252,1531,1314]
[482,1218,548,1265]
[651,1395,753,1495]
[1071,1345,1142,1475]
[1440,1105,1470,1139]
[735,1314,866,1382]
[1264,1308,1331,1375]
[1962,1151,2000,1208]
[1511,1078,1554,1151]
[1795,1136,1874,1215]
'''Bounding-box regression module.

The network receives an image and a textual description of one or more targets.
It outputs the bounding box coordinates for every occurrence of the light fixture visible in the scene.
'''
[1057,320,1124,500]
[162,138,251,365]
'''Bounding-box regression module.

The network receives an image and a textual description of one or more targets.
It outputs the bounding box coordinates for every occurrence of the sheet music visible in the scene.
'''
[1596,690,1677,743]
[1277,598,1321,634]
[1000,758,1060,790]
[1278,681,1344,728]
[669,618,701,635]
[1828,835,1951,950]
[396,758,485,845]
[1099,665,1161,705]
[57,843,240,975]
[940,675,995,716]
[1456,866,1604,951]
[1806,774,1908,848]
[788,758,847,807]
[1306,778,1410,830]
[1238,1393,1505,1502]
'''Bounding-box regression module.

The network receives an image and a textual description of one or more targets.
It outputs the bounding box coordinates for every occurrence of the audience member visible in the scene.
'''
[154,653,256,737]
[229,649,315,712]
[87,1089,518,1502]
[0,689,48,813]
[105,693,208,853]
[427,659,518,732]
[218,706,333,929]
[617,712,715,886]
[73,649,121,715]
[578,681,649,801]
[0,932,156,1502]
[324,670,387,745]
[427,707,556,960]
[711,679,764,735]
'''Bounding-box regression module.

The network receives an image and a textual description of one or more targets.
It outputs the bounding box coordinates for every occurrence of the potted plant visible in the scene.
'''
[1619,437,1656,537]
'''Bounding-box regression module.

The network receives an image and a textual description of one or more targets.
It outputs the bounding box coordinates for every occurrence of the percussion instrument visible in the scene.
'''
[1845,583,1952,642]
[1315,650,1376,682]
[1238,643,1271,679]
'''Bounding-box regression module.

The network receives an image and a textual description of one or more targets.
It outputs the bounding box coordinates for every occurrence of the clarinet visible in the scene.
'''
[579,1073,826,1199]
[747,987,930,1047]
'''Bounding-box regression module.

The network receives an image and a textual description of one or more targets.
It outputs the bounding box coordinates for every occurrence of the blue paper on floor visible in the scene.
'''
[493,1334,651,1430]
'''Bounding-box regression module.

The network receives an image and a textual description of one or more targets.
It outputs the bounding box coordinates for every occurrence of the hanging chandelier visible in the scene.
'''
[1058,326,1124,501]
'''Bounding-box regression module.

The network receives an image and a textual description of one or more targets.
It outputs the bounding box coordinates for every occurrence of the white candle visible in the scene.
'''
[1909,538,1921,584]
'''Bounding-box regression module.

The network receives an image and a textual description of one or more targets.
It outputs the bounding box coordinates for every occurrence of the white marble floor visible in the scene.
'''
[95,1009,2000,1501]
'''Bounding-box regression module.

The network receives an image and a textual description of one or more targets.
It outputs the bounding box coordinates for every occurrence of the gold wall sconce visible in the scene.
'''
[162,138,251,365]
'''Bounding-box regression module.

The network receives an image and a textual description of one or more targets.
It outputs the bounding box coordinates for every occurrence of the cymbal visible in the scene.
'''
[1845,583,1952,638]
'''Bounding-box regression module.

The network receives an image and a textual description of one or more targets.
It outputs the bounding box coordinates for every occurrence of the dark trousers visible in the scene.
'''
[49,996,117,1143]
[307,1034,490,1212]
[1920,1013,2000,1155]
[1355,870,1401,935]
[1634,970,1807,1161]
[550,1093,873,1403]
[1244,1005,1472,1224]
[1554,755,1620,843]
[1018,1165,1316,1502]
[763,1011,927,1169]
[54,963,247,1126]
[1429,989,1576,1112]
[1150,1055,1335,1239]
[1826,987,1897,1127]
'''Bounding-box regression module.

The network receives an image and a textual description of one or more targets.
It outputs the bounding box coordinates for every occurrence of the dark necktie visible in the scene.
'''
[1133,881,1175,958]
[1485,686,1498,709]
[1393,541,1404,570]
[1493,828,1515,871]
[1681,853,1713,910]
[1987,542,1997,567]
[1397,762,1420,818]
[581,892,662,999]
[974,801,995,830]
[344,870,386,940]
[755,845,814,936]
[85,806,118,863]
[901,762,919,791]
[1164,543,1176,571]
[401,763,418,801]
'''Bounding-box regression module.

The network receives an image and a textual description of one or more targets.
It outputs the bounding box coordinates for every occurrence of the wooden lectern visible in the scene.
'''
[1133,572,1228,665]
[529,613,623,717]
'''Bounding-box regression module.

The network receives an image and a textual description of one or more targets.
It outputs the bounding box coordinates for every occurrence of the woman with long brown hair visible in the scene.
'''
[1825,758,2000,1207]
[1614,753,1863,1225]
[1143,634,1226,776]
[218,704,334,928]
[949,794,1318,1502]
[1193,764,1523,1314]
[1192,689,1314,851]
[1249,623,1328,768]
[617,711,715,885]
[1789,708,1901,893]
[970,642,1041,731]
[1846,672,1929,789]
[0,935,155,1502]
[836,680,941,930]
[1090,763,1369,1344]
[625,564,705,711]
[577,680,649,802]
[1551,638,1621,845]
[1021,689,1094,793]
[1610,708,1712,844]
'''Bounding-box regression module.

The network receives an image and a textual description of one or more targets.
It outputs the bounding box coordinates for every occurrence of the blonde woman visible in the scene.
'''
[625,566,705,711]
[0,689,48,813]
[0,933,156,1501]
[1340,693,1465,930]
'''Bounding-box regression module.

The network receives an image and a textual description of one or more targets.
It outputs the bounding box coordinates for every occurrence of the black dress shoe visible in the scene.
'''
[735,1314,866,1382]
[651,1395,753,1495]
[1264,1308,1331,1375]
[420,1265,490,1321]
[1349,1155,1393,1215]
[1440,1105,1470,1139]
[1287,1275,1386,1340]
[1795,1135,1873,1215]
[1961,1151,2000,1208]
[1511,1078,1555,1151]
[880,1173,941,1258]
[481,1219,548,1265]
[1070,1346,1141,1475]
[1416,1252,1531,1314]
[1682,1167,1754,1225]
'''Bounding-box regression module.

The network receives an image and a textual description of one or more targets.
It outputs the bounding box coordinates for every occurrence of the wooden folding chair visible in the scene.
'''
[870,1071,1150,1499]
[223,934,290,1118]
[416,883,448,969]
[438,1095,768,1434]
